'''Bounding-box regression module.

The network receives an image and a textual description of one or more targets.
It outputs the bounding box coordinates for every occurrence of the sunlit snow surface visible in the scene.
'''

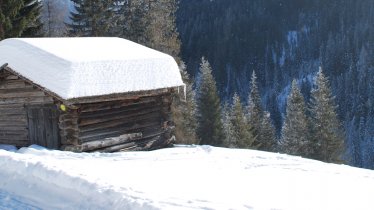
[0,145,373,210]
[0,38,183,100]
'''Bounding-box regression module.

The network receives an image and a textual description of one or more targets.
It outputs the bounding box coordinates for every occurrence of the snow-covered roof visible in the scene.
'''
[0,37,184,100]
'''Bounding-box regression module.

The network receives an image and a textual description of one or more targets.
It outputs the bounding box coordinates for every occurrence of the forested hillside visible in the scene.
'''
[2,0,373,169]
[177,0,374,169]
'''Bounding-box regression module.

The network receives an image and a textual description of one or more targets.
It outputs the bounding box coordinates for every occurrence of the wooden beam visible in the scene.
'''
[63,133,142,152]
[79,96,158,113]
[0,63,8,70]
[66,88,176,105]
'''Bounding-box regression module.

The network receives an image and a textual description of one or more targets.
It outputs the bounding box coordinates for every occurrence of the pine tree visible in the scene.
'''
[68,0,117,36]
[146,0,181,60]
[310,68,345,163]
[117,0,148,44]
[196,57,225,146]
[230,93,256,149]
[116,0,180,60]
[20,0,43,37]
[222,101,234,147]
[41,0,68,36]
[172,62,198,145]
[259,111,277,152]
[247,71,263,147]
[0,0,42,40]
[281,80,313,157]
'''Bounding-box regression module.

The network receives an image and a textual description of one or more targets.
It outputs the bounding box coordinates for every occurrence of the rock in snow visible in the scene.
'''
[0,145,373,210]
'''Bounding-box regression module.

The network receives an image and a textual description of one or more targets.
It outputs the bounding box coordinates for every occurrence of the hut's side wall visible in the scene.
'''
[0,70,54,147]
[62,92,174,152]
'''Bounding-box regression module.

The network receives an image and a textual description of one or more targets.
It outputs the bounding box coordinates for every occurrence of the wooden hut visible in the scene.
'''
[0,37,184,152]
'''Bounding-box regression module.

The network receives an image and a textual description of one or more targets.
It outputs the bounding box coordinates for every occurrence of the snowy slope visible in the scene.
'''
[0,145,373,210]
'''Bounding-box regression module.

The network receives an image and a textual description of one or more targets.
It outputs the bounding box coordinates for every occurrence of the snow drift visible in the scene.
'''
[0,145,373,210]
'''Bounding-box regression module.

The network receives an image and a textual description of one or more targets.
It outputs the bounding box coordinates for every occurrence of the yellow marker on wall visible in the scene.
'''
[60,104,67,112]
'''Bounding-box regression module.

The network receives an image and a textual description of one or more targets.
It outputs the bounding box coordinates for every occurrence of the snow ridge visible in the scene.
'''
[1,145,374,210]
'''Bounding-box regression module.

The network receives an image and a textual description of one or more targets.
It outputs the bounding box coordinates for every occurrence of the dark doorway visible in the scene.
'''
[26,105,60,149]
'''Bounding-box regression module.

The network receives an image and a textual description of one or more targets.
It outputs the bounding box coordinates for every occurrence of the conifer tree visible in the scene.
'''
[259,111,277,152]
[230,93,256,149]
[281,80,313,157]
[117,0,180,60]
[247,71,263,147]
[172,62,198,145]
[196,57,225,146]
[222,101,234,147]
[68,0,117,36]
[117,0,148,44]
[310,68,345,163]
[0,0,42,40]
[21,0,43,37]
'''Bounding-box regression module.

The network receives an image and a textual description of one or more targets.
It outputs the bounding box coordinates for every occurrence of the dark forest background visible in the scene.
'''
[177,0,374,169]
[2,0,374,169]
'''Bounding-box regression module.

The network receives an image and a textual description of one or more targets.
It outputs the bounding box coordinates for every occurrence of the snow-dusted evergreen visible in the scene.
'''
[281,80,313,157]
[247,71,262,146]
[310,68,345,163]
[222,101,234,147]
[229,93,256,149]
[172,62,198,145]
[0,0,43,40]
[259,111,277,152]
[68,0,117,36]
[196,57,225,146]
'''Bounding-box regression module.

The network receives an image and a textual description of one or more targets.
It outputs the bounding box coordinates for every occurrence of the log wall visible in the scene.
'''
[1,69,175,152]
[62,92,175,152]
[0,70,54,147]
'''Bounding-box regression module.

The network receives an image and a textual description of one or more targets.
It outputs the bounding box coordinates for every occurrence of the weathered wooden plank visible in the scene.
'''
[0,140,28,146]
[0,104,25,109]
[94,141,137,153]
[79,101,162,119]
[0,96,54,105]
[0,83,32,90]
[0,90,46,98]
[44,108,53,148]
[64,133,142,152]
[0,81,30,89]
[27,108,36,145]
[66,88,174,105]
[79,116,161,137]
[0,126,27,131]
[0,106,26,112]
[0,114,27,120]
[79,96,159,113]
[80,120,160,142]
[79,106,162,126]
[0,117,27,123]
[0,133,28,139]
[94,134,164,153]
[5,75,19,80]
[79,111,161,132]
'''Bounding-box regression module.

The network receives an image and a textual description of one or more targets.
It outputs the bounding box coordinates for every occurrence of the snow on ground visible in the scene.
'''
[0,145,373,210]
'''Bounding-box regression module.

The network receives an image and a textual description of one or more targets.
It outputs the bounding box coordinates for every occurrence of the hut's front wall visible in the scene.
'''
[1,69,175,152]
[0,70,55,147]
[61,93,174,152]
